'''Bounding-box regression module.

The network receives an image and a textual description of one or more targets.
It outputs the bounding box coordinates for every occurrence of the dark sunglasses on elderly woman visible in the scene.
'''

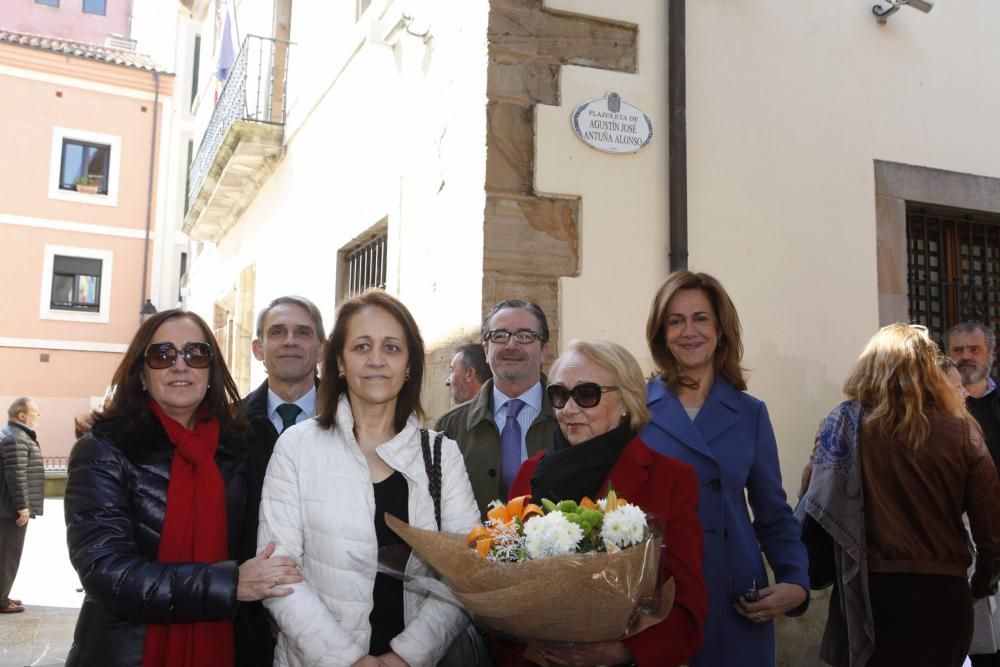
[547,382,619,409]
[144,342,214,370]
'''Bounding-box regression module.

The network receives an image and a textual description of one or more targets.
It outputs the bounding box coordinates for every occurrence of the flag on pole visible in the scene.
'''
[214,5,236,104]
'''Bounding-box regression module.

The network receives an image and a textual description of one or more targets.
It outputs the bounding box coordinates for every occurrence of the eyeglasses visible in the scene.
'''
[485,329,541,345]
[144,342,214,370]
[547,382,619,409]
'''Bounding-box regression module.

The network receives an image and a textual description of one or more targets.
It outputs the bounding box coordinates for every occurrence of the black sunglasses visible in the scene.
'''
[144,342,214,370]
[547,382,619,409]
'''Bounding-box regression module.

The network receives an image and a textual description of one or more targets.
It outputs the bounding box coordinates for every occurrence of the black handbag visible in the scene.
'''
[419,429,494,667]
[799,507,836,591]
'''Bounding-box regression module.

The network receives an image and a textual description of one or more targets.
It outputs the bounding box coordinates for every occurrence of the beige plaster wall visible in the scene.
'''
[535,0,1000,501]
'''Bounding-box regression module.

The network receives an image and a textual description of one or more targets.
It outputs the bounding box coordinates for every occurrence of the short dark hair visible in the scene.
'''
[456,343,492,383]
[7,397,32,421]
[317,289,425,432]
[480,300,550,344]
[94,309,248,437]
[943,321,997,355]
[255,295,326,341]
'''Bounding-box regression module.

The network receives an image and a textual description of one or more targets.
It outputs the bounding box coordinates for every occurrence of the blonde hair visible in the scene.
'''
[549,339,651,431]
[844,324,964,448]
[646,271,747,391]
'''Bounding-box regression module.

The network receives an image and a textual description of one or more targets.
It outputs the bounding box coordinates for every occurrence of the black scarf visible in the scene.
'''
[529,421,634,504]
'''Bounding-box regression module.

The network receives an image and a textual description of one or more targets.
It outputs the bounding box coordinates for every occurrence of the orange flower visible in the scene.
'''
[467,495,545,558]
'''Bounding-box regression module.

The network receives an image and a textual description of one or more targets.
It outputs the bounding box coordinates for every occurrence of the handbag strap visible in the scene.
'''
[419,428,445,530]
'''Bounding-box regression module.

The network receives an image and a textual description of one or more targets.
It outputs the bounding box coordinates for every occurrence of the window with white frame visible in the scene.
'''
[49,127,121,206]
[40,246,113,323]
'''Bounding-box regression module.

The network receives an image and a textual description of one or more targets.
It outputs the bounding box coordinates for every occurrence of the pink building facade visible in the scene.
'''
[2,0,133,46]
[0,31,175,460]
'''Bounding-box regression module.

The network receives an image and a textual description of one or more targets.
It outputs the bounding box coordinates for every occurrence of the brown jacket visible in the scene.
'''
[862,408,1000,581]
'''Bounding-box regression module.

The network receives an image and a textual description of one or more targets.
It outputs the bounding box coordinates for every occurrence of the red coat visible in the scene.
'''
[504,434,707,667]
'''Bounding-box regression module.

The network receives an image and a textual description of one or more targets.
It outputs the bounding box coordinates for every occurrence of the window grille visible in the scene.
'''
[344,234,387,299]
[907,204,1000,347]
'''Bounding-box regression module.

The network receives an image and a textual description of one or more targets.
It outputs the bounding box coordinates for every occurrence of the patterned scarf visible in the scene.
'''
[801,400,874,667]
[142,400,233,667]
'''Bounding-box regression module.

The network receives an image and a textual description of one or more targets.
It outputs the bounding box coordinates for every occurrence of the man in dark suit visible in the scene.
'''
[240,296,324,666]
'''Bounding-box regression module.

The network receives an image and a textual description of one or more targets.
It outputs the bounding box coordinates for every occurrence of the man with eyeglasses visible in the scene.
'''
[0,397,43,615]
[435,299,557,517]
[241,296,325,667]
[946,321,1000,667]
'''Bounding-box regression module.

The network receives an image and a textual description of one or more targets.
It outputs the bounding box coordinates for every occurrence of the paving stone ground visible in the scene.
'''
[0,498,82,667]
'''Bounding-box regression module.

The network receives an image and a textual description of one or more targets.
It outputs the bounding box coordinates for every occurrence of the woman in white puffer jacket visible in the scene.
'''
[259,289,480,667]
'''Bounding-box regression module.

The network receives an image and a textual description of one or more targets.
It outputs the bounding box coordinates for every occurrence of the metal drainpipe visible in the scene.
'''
[668,0,688,272]
[140,69,160,323]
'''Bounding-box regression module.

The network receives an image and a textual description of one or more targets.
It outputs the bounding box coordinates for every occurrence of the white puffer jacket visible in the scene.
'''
[260,396,481,667]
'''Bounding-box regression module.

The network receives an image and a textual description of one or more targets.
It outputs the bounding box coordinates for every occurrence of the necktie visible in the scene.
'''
[275,403,302,433]
[500,399,526,496]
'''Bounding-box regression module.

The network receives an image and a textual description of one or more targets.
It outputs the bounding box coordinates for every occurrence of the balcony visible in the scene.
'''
[183,35,291,241]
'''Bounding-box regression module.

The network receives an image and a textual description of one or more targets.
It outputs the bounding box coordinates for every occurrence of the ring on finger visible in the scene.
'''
[273,575,279,587]
[755,612,763,623]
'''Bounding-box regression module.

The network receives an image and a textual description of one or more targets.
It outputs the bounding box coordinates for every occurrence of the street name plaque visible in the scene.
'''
[571,92,653,154]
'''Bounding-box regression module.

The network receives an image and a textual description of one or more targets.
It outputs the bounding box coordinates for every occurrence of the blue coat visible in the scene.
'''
[641,377,809,667]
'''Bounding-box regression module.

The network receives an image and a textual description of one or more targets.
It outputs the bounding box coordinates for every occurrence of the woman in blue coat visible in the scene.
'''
[640,271,809,667]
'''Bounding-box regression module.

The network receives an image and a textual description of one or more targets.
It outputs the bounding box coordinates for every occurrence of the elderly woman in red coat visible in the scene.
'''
[504,339,707,667]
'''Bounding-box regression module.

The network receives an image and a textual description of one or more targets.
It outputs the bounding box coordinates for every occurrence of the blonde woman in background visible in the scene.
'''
[803,324,1000,666]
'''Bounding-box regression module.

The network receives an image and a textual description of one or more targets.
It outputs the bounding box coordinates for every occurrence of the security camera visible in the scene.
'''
[873,0,934,23]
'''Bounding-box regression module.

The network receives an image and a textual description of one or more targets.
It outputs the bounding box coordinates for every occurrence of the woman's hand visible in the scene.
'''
[237,542,303,602]
[351,657,383,667]
[375,651,410,667]
[734,582,808,624]
[525,639,633,666]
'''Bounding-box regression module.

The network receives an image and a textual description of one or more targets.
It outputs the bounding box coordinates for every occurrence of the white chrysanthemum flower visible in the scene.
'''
[523,511,584,559]
[601,503,647,549]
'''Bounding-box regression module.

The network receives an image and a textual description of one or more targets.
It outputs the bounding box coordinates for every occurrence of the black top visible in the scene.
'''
[968,391,1000,477]
[369,471,410,656]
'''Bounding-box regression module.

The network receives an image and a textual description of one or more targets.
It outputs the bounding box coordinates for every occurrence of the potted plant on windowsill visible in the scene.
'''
[74,176,100,195]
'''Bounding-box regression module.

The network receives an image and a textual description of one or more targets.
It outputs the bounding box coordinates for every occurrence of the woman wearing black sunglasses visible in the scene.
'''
[64,309,302,667]
[503,339,708,667]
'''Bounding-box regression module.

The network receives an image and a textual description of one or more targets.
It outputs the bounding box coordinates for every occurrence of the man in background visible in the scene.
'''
[240,295,324,667]
[945,321,1000,667]
[446,342,492,405]
[436,299,556,516]
[0,397,44,614]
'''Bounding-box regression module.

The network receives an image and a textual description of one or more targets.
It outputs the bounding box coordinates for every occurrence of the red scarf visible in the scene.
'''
[142,400,234,667]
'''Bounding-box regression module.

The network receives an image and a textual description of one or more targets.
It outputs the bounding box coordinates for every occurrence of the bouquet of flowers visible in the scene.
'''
[386,488,674,643]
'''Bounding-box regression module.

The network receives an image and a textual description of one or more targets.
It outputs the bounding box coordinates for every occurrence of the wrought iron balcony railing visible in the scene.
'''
[187,34,291,207]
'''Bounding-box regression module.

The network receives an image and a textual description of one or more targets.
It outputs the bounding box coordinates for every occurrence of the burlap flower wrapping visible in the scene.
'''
[386,513,675,642]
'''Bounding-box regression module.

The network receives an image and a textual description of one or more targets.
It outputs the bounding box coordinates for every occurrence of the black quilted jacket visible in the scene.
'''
[0,421,44,518]
[64,417,250,667]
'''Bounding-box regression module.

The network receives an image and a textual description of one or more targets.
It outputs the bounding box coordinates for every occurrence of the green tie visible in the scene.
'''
[275,403,302,433]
